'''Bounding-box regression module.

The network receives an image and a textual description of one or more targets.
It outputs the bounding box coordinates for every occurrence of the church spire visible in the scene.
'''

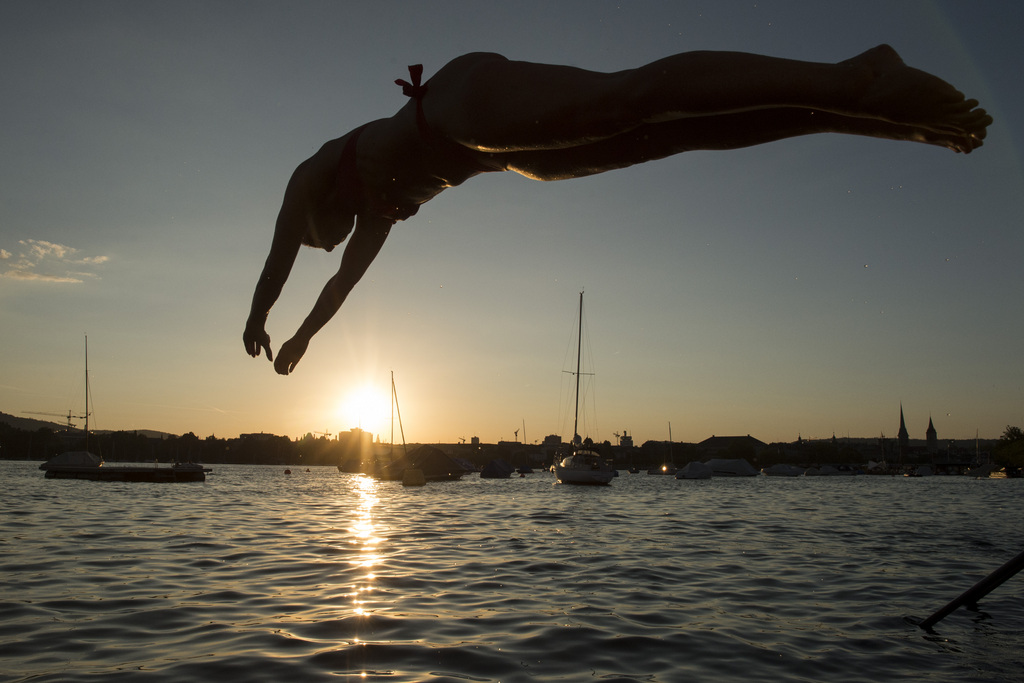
[926,415,938,453]
[897,404,909,455]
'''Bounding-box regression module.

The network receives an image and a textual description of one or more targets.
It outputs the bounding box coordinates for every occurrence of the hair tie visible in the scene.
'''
[395,64,428,100]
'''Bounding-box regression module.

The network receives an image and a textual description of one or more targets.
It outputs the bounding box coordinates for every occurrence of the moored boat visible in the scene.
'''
[37,337,211,483]
[555,448,615,485]
[41,455,210,482]
[675,461,713,479]
[762,463,804,477]
[554,292,614,486]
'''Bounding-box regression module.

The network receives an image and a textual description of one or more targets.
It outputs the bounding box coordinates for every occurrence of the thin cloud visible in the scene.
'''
[26,240,73,260]
[76,255,110,265]
[2,270,84,283]
[0,239,109,283]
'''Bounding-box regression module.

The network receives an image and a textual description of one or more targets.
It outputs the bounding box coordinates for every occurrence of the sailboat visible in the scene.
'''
[375,372,468,485]
[38,336,103,472]
[554,291,615,486]
[40,336,208,482]
[649,421,678,474]
[374,371,410,480]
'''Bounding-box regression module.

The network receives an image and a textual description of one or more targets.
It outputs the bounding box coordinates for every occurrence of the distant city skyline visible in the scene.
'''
[0,404,1002,449]
[2,2,1022,444]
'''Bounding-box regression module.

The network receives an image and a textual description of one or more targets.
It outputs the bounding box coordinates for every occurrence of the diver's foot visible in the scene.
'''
[844,44,991,143]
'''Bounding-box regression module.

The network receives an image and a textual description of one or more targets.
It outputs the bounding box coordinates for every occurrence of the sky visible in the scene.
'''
[2,0,1022,447]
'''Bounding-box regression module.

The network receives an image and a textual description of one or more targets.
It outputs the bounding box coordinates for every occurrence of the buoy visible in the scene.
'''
[402,469,426,486]
[284,469,291,475]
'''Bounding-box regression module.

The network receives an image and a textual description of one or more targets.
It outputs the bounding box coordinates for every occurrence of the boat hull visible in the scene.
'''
[44,464,208,482]
[554,450,614,486]
[555,470,614,485]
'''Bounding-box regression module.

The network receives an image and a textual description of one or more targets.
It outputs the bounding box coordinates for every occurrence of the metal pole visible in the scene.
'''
[84,335,90,453]
[572,291,582,446]
[919,548,1024,630]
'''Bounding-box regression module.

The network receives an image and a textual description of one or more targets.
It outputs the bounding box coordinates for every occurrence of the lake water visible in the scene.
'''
[2,461,1022,682]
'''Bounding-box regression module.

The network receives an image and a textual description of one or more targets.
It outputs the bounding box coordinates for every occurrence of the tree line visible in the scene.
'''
[0,424,366,467]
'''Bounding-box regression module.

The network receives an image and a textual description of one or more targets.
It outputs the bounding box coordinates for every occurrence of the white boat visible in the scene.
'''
[762,463,804,477]
[554,291,614,486]
[555,448,615,485]
[675,461,713,479]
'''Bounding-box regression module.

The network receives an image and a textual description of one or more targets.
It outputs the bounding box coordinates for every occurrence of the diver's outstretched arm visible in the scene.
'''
[273,215,393,375]
[243,214,302,361]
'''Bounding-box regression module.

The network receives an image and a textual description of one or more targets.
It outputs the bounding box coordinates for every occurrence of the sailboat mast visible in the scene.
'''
[84,335,90,452]
[391,371,407,457]
[668,421,673,465]
[573,291,583,445]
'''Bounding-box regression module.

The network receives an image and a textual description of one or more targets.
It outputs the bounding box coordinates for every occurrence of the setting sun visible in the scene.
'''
[336,384,392,440]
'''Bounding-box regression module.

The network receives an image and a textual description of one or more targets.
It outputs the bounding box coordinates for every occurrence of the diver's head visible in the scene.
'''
[301,212,355,252]
[299,125,366,251]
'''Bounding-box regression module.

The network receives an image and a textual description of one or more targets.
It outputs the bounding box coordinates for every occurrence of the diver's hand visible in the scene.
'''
[243,320,274,361]
[274,336,308,375]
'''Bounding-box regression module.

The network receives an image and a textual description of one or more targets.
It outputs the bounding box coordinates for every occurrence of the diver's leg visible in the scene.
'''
[424,46,987,154]
[502,107,983,182]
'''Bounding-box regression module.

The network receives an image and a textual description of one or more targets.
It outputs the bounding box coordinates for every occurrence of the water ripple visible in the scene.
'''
[2,463,1022,682]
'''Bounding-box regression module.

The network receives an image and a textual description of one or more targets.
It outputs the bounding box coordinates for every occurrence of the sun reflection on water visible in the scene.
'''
[349,475,382,617]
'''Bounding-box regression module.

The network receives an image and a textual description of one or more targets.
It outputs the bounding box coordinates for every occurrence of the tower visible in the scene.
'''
[926,417,938,453]
[897,404,910,457]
